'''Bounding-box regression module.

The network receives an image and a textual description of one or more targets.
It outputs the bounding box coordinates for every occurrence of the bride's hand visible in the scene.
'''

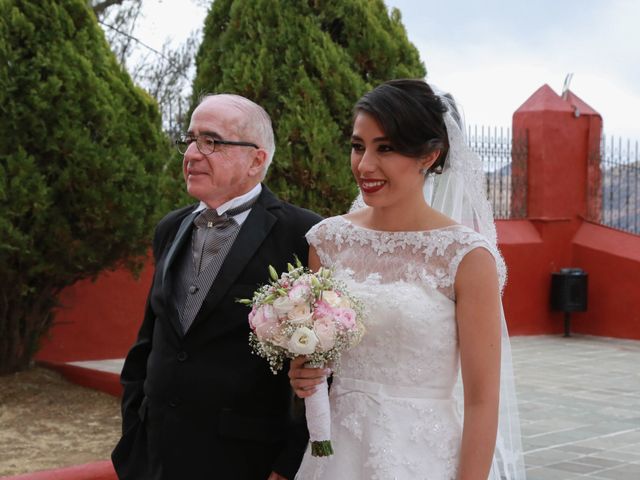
[288,356,330,398]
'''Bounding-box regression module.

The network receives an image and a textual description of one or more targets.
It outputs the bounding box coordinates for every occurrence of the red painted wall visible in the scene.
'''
[496,220,550,335]
[2,460,116,480]
[571,222,640,339]
[36,257,153,363]
[496,219,640,339]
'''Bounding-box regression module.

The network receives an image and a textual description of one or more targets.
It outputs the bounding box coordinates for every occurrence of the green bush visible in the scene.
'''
[191,0,425,216]
[0,0,172,373]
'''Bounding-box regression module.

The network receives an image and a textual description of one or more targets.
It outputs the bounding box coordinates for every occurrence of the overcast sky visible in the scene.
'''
[133,0,640,141]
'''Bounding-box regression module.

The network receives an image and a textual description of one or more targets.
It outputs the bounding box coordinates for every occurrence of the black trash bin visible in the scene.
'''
[550,268,588,337]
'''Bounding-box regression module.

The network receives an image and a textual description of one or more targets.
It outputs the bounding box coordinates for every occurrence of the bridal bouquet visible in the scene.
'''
[239,260,365,456]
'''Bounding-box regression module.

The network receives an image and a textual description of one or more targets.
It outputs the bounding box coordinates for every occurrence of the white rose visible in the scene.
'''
[288,327,319,355]
[287,303,313,325]
[288,283,312,304]
[272,296,296,317]
[322,290,342,308]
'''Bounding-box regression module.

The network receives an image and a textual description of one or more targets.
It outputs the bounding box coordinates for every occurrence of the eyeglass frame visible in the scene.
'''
[176,133,259,155]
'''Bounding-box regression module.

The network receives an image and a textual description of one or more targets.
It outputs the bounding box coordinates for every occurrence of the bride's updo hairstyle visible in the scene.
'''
[353,79,449,173]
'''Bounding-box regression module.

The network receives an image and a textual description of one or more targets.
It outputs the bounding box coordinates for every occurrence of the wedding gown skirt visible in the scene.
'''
[296,280,469,480]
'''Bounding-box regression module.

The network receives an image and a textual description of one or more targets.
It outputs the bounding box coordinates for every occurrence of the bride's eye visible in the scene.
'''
[351,142,364,152]
[378,144,394,153]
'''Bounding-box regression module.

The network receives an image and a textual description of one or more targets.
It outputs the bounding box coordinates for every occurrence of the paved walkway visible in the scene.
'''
[512,335,640,479]
[68,335,640,479]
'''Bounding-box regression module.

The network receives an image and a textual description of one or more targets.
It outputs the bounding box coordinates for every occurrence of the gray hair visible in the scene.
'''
[198,93,275,179]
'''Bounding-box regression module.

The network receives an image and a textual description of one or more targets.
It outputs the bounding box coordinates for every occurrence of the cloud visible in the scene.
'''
[386,0,640,139]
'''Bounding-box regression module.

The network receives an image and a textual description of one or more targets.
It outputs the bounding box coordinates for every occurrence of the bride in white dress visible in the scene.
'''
[290,80,525,480]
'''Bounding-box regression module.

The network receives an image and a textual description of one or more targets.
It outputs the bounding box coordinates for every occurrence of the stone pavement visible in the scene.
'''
[67,335,640,479]
[512,335,640,480]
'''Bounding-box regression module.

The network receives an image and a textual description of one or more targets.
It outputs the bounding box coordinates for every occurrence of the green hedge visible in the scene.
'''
[0,0,172,373]
[191,0,425,216]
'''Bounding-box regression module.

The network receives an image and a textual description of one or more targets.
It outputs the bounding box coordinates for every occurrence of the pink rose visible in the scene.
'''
[249,304,278,340]
[313,299,335,320]
[255,322,282,342]
[313,317,336,351]
[334,307,356,331]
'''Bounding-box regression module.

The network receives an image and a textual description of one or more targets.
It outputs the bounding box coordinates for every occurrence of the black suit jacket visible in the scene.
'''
[112,186,322,480]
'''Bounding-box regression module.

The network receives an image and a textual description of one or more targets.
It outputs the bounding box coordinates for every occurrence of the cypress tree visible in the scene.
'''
[0,0,172,373]
[191,0,425,216]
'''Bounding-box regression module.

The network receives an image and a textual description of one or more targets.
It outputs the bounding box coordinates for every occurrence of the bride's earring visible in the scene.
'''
[419,167,428,176]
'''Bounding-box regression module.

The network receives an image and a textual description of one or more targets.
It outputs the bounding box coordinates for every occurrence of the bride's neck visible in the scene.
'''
[364,198,434,232]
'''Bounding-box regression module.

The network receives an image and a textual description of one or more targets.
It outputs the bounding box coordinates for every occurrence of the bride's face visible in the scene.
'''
[350,112,428,209]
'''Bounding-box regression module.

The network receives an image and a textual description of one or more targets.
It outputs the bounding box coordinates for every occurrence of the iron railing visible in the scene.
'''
[467,125,528,219]
[599,136,640,234]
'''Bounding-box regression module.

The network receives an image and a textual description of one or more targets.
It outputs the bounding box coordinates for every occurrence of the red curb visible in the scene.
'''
[38,361,122,397]
[0,460,116,480]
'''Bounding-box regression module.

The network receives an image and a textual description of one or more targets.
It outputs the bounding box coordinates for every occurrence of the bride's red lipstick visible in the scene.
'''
[360,179,386,194]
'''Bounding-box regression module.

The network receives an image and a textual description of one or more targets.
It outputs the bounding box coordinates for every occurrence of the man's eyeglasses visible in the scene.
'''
[176,134,259,155]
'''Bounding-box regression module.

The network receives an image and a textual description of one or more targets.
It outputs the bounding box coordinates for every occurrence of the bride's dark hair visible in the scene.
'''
[353,79,449,173]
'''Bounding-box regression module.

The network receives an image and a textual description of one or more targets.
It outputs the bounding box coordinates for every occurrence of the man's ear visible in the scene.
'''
[419,149,441,172]
[248,149,267,176]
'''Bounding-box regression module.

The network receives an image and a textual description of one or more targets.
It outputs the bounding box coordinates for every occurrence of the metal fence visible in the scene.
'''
[599,136,640,234]
[467,125,528,219]
[466,125,640,233]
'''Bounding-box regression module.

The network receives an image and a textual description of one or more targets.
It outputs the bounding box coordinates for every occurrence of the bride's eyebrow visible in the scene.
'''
[350,134,390,143]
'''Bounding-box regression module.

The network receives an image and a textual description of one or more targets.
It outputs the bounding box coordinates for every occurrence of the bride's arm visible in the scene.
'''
[455,247,502,480]
[308,245,321,272]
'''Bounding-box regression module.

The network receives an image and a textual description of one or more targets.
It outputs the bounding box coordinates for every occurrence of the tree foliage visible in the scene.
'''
[191,0,425,216]
[0,0,172,373]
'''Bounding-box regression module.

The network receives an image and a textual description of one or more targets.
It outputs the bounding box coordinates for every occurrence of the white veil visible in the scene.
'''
[351,88,526,479]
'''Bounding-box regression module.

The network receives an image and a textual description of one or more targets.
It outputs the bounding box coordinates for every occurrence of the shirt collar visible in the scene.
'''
[194,183,262,215]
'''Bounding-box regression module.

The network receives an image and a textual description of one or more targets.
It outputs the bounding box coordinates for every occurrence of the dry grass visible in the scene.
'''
[0,367,121,476]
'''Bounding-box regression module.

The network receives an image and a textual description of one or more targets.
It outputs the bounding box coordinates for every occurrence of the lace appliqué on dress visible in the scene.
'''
[306,216,504,300]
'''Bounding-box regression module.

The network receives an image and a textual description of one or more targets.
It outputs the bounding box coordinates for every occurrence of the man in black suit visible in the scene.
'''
[112,94,321,480]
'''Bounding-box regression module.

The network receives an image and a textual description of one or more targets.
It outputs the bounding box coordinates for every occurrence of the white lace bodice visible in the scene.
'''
[297,216,505,480]
[308,216,504,301]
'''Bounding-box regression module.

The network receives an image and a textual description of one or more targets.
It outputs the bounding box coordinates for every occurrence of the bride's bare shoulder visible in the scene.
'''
[342,207,370,224]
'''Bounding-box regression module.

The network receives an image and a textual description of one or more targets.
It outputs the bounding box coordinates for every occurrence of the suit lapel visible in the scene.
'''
[162,209,198,287]
[159,209,198,336]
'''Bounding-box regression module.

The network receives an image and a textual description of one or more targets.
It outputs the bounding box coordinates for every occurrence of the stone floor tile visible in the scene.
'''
[594,462,640,480]
[545,461,603,474]
[576,456,625,469]
[524,466,585,480]
[524,449,582,466]
[510,335,640,473]
[555,445,604,455]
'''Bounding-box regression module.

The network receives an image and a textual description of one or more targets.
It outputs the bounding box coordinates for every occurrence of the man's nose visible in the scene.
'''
[184,141,204,160]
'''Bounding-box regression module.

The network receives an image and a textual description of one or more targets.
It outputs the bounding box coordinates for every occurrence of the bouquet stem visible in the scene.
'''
[304,374,333,457]
[311,440,334,457]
